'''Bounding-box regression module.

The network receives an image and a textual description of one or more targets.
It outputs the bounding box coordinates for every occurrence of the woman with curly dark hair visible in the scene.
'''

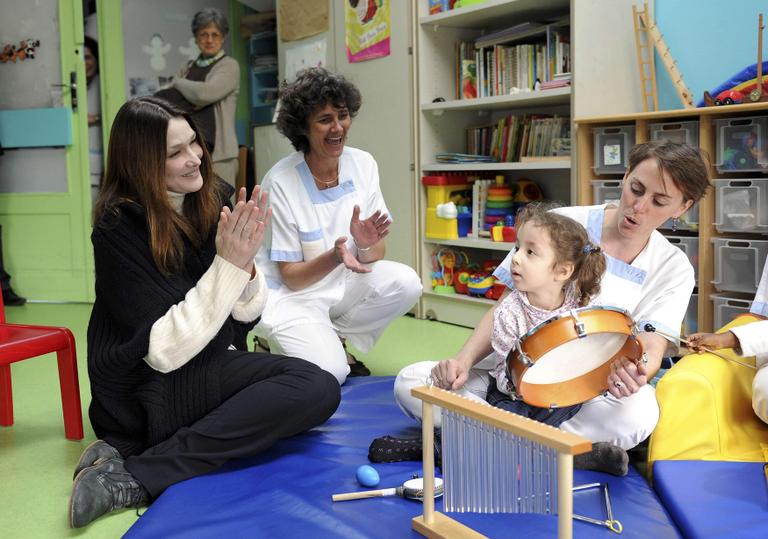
[254,67,421,385]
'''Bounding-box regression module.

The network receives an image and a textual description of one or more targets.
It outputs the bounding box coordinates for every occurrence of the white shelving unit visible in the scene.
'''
[413,0,574,327]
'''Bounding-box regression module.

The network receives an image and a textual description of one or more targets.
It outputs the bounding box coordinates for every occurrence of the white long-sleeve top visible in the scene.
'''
[144,192,267,373]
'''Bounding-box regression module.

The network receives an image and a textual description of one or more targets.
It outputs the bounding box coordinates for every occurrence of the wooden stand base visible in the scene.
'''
[412,512,487,539]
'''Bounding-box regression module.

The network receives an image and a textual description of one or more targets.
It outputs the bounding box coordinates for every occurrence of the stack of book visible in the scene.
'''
[466,114,570,162]
[436,153,497,164]
[454,18,571,99]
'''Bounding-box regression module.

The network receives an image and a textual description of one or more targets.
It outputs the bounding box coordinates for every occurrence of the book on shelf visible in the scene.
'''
[436,153,497,164]
[461,59,477,99]
[461,19,569,98]
[466,115,570,162]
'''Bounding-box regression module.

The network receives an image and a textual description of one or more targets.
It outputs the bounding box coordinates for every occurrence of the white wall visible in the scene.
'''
[121,0,230,98]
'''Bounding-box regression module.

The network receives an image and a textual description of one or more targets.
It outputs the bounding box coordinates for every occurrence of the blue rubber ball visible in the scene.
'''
[356,464,380,487]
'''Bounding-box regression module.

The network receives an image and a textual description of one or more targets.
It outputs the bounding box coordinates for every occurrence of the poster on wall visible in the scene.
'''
[285,38,327,83]
[279,0,329,42]
[345,0,390,63]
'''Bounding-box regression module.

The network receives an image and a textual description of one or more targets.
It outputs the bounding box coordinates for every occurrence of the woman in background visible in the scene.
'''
[171,7,239,186]
[84,36,102,201]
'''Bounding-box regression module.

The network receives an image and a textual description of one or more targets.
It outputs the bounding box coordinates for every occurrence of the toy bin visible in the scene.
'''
[422,174,471,208]
[683,293,698,335]
[714,178,768,234]
[593,125,635,175]
[660,202,699,232]
[711,294,753,330]
[714,116,768,173]
[649,120,699,147]
[667,236,699,280]
[425,207,458,240]
[711,237,768,294]
[591,180,623,205]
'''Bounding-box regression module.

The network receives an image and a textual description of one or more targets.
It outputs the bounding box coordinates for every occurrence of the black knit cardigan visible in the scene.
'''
[87,195,239,458]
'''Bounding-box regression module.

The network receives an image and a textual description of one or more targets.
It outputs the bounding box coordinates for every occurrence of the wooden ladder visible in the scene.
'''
[632,3,694,110]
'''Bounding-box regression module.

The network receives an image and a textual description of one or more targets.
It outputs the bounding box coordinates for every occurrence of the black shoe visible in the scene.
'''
[69,458,150,528]
[347,355,371,377]
[368,433,442,468]
[254,336,271,353]
[2,288,26,306]
[73,440,123,480]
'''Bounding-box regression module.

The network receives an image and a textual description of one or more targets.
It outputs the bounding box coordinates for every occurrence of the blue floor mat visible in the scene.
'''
[654,460,768,538]
[125,377,680,538]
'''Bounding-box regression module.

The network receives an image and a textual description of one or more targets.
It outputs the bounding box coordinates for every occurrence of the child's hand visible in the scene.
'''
[431,358,469,390]
[686,331,737,353]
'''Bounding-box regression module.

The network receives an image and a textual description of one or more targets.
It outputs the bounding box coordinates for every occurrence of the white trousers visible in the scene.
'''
[266,261,422,385]
[754,363,768,423]
[394,360,660,450]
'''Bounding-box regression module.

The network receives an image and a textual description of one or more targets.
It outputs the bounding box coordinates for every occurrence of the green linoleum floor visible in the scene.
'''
[0,302,471,538]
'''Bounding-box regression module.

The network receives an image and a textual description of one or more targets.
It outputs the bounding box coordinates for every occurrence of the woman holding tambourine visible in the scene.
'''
[386,141,711,473]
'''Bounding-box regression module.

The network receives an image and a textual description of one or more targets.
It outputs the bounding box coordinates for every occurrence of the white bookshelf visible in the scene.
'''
[422,161,570,172]
[413,0,574,327]
[420,87,570,113]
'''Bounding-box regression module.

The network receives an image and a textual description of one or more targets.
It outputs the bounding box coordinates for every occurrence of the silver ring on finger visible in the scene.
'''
[614,380,622,389]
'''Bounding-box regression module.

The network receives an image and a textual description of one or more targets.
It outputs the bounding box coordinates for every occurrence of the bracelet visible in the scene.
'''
[357,245,372,252]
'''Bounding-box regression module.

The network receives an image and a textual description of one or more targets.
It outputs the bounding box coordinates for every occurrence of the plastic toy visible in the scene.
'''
[514,179,543,202]
[713,89,744,106]
[455,271,471,295]
[702,14,768,106]
[486,279,507,300]
[491,215,516,242]
[431,248,457,294]
[356,465,380,487]
[721,131,760,170]
[467,273,494,296]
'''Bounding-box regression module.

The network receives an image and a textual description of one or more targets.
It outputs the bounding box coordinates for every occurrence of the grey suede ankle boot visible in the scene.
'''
[69,458,150,528]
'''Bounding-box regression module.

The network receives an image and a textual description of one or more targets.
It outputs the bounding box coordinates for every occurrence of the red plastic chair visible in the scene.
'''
[0,293,84,440]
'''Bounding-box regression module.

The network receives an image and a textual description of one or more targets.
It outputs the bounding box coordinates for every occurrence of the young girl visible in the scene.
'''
[372,204,629,473]
[485,203,606,426]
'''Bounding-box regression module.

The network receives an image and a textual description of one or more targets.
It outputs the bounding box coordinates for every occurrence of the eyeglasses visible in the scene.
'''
[197,31,223,41]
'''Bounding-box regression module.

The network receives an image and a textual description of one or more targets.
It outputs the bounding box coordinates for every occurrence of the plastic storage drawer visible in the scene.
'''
[714,178,768,234]
[714,116,768,173]
[667,236,699,280]
[591,180,622,205]
[649,120,699,147]
[711,294,753,330]
[593,125,635,175]
[660,202,699,232]
[711,237,768,294]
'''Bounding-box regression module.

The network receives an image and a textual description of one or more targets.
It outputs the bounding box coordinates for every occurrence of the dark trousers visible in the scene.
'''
[125,351,340,497]
[486,378,582,428]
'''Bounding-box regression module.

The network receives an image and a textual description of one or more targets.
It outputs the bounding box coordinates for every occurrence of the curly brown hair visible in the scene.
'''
[516,203,606,306]
[276,67,362,153]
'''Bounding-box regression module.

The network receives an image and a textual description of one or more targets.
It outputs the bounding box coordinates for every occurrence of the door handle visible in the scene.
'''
[51,71,78,112]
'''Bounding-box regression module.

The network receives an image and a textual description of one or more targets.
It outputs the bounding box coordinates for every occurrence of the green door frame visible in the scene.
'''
[0,0,93,302]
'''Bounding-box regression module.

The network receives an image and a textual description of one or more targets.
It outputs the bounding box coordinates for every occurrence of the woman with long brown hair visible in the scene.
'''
[68,97,339,528]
